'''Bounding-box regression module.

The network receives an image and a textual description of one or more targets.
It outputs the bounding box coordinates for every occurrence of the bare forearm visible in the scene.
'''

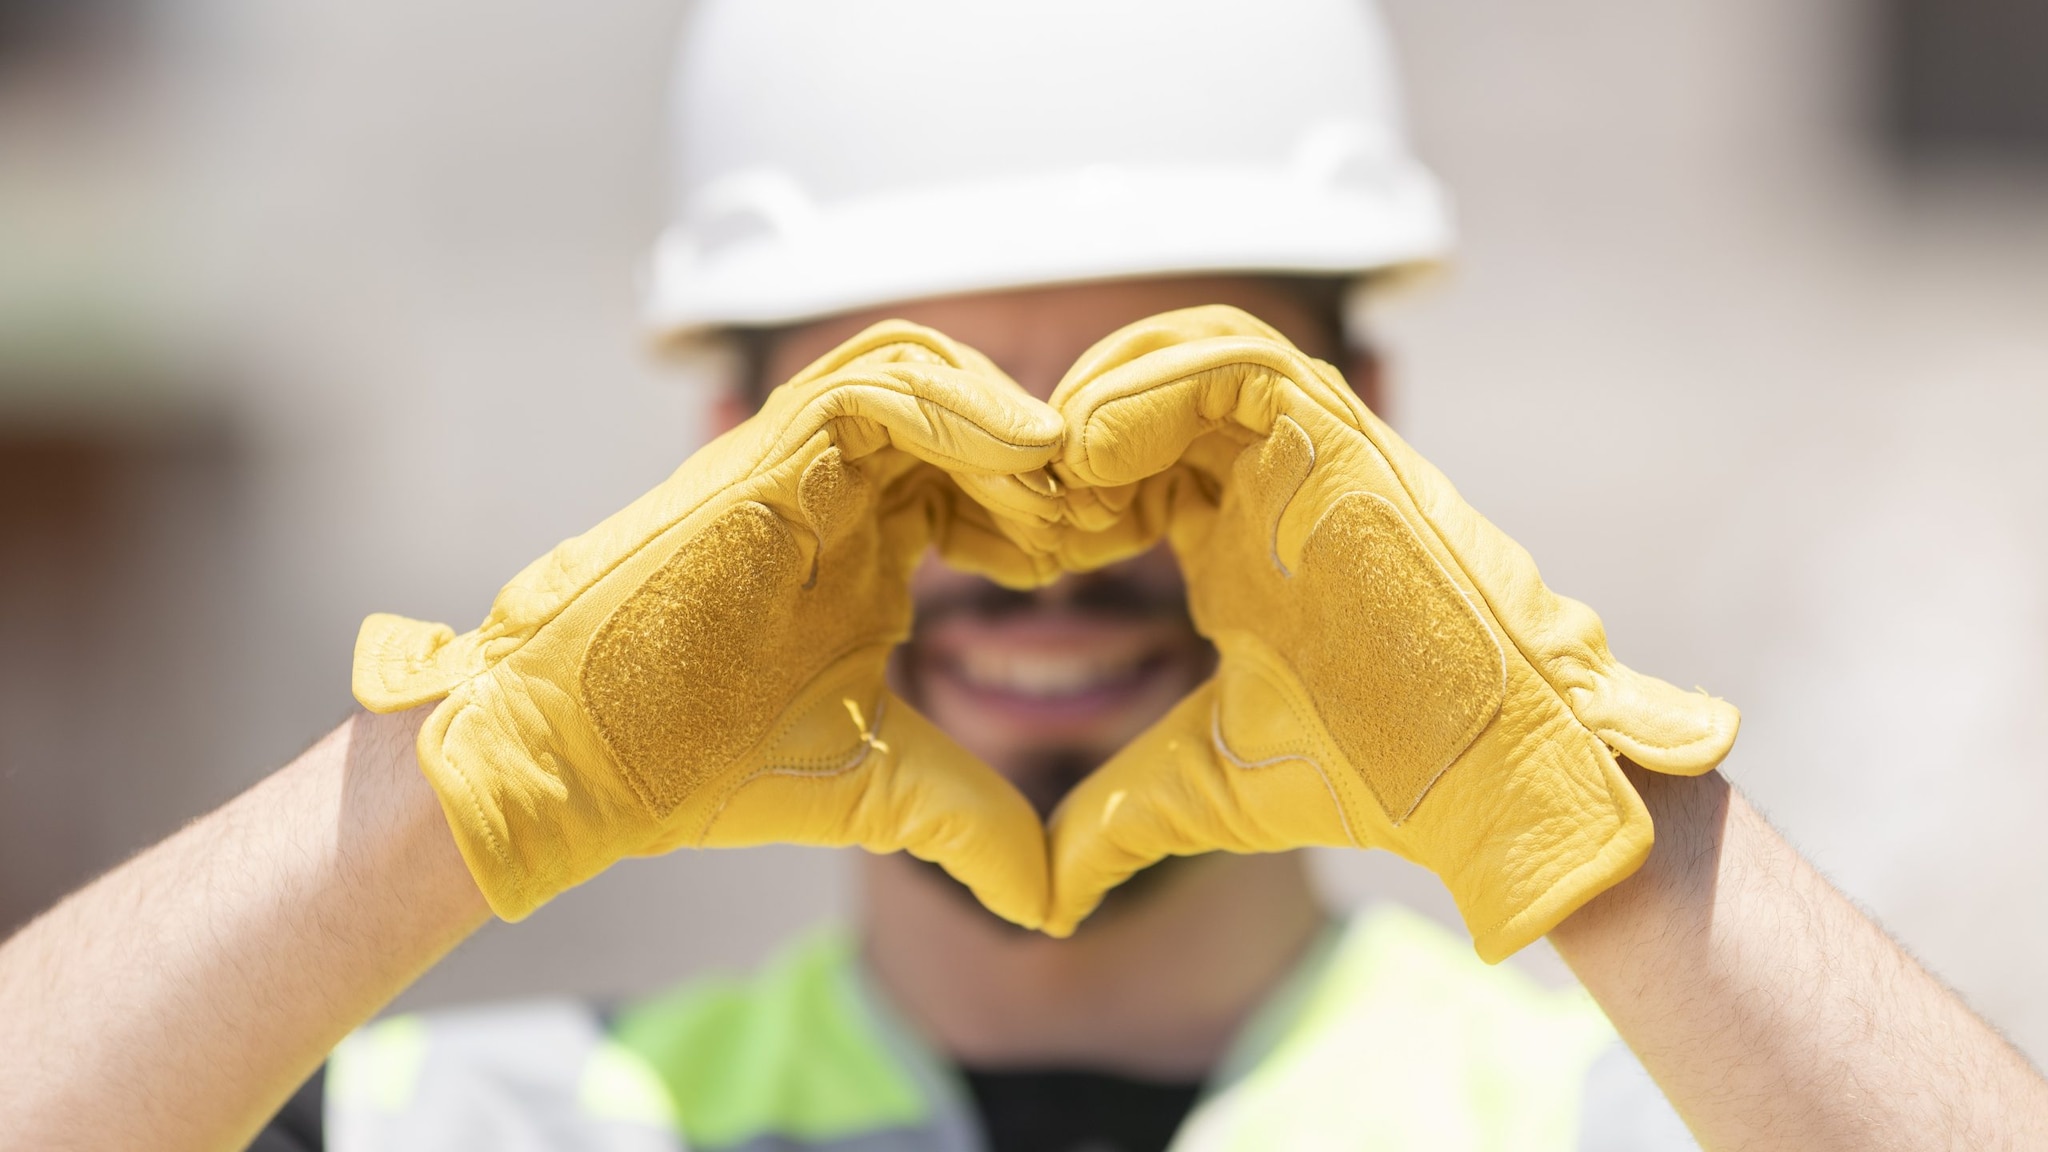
[0,707,489,1151]
[1550,766,2048,1151]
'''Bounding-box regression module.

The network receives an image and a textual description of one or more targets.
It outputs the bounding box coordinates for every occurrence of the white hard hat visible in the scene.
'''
[646,0,1452,339]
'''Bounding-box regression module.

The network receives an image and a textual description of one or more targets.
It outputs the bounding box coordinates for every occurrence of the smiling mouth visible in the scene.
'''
[897,584,1217,741]
[947,648,1167,702]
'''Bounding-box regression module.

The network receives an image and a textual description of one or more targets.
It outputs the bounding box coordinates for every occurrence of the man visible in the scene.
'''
[3,3,2046,1151]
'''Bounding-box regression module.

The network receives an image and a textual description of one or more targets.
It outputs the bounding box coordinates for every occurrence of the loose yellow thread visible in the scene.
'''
[843,698,890,756]
[1101,789,1127,828]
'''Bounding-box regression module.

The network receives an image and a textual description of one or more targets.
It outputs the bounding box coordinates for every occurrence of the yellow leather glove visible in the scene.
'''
[353,321,1064,927]
[1042,306,1739,960]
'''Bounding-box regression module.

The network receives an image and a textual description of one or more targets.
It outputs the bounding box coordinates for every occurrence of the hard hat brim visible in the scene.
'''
[643,161,1453,341]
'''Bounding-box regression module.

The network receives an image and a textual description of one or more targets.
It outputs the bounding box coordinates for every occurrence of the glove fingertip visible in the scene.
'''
[1598,687,1741,778]
[1573,662,1741,778]
[940,849,1049,931]
[1039,916,1079,940]
[353,613,463,713]
[998,906,1048,933]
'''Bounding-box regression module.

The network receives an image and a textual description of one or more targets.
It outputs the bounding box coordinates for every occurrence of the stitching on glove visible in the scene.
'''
[696,693,887,846]
[669,647,895,848]
[1209,700,1360,849]
[1590,721,1729,755]
[1287,493,1506,827]
[1267,423,1314,579]
[1212,643,1337,787]
[758,695,889,781]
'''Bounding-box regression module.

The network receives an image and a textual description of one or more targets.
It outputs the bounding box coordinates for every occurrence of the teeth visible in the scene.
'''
[954,651,1143,699]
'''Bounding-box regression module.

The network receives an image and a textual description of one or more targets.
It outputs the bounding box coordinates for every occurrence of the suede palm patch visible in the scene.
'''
[1198,418,1505,824]
[1295,493,1505,821]
[581,449,895,818]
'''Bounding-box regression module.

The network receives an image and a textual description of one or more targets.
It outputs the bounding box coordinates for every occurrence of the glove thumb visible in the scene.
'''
[1046,680,1351,937]
[702,689,1051,930]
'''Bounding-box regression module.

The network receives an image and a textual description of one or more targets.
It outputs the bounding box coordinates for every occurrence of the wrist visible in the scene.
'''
[336,707,490,930]
[1548,763,1730,957]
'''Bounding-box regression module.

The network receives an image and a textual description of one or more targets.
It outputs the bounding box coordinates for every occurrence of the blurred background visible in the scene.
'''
[3,0,2045,1054]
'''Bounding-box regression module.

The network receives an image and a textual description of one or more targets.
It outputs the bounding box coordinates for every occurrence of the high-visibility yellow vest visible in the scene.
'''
[327,905,1696,1151]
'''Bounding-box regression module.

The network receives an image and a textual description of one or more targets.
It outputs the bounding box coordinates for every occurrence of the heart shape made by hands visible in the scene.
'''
[351,305,1737,962]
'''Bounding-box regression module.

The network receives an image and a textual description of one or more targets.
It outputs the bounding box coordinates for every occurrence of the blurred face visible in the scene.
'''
[748,276,1369,821]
